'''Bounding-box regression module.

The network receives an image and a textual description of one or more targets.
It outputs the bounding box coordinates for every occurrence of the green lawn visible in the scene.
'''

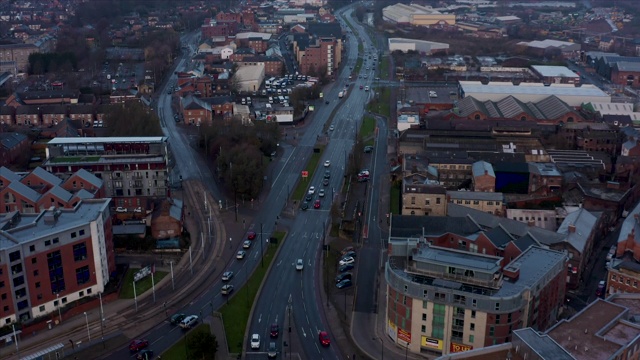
[354,57,363,74]
[367,87,391,118]
[360,115,375,139]
[161,323,211,360]
[379,56,390,79]
[50,156,101,163]
[390,182,401,215]
[119,269,168,299]
[291,145,325,202]
[220,231,285,354]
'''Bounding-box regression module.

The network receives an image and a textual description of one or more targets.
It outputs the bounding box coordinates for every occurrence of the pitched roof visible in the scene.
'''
[557,208,599,253]
[8,180,40,202]
[472,160,495,177]
[390,215,482,239]
[483,225,515,248]
[46,185,73,202]
[0,166,21,183]
[72,168,103,189]
[30,167,63,186]
[0,133,27,150]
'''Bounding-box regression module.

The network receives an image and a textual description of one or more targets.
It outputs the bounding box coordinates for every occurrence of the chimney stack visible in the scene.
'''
[568,224,576,233]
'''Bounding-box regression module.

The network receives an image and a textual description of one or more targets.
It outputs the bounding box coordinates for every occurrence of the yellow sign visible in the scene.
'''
[421,336,443,350]
[450,342,473,353]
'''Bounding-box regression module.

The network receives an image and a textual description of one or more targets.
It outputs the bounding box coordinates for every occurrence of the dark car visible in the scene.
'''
[596,280,606,298]
[136,349,154,360]
[336,279,353,289]
[270,323,280,338]
[341,246,355,255]
[323,179,330,186]
[335,272,353,283]
[268,342,277,358]
[129,339,149,352]
[301,202,309,210]
[325,100,330,104]
[319,331,331,346]
[305,194,313,202]
[342,251,357,259]
[364,146,373,153]
[338,263,354,273]
[324,170,331,179]
[170,313,186,326]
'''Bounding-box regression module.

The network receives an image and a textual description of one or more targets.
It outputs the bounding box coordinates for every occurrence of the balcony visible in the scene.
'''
[406,262,503,289]
[132,181,144,189]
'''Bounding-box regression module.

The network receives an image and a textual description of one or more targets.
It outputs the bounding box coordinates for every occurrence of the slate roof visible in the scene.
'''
[454,95,576,121]
[306,22,342,38]
[0,166,21,183]
[512,233,543,251]
[8,180,40,202]
[0,133,27,150]
[31,166,63,186]
[483,225,515,248]
[182,95,211,111]
[73,189,94,199]
[46,185,73,202]
[73,168,103,189]
[557,208,599,253]
[472,160,495,177]
[169,198,183,221]
[390,215,482,239]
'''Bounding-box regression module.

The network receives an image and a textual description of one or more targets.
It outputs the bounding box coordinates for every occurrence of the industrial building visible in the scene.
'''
[382,3,456,26]
[232,64,265,93]
[388,38,449,54]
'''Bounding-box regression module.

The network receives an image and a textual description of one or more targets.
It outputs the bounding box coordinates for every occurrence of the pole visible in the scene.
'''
[189,246,193,275]
[170,261,175,291]
[201,231,205,261]
[99,292,105,348]
[151,271,156,303]
[12,324,19,359]
[56,293,62,323]
[133,281,138,312]
[84,312,91,342]
[260,223,264,268]
[405,342,408,360]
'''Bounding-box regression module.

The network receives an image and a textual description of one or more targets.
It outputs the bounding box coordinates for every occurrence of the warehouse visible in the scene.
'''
[458,81,610,106]
[388,38,449,54]
[233,64,265,93]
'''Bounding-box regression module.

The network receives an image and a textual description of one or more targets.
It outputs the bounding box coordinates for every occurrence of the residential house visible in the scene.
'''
[68,104,95,127]
[150,198,184,239]
[528,162,562,196]
[556,208,601,289]
[15,105,39,126]
[0,133,29,167]
[181,95,212,125]
[0,106,15,125]
[402,182,447,216]
[40,105,67,127]
[447,190,504,215]
[471,160,495,192]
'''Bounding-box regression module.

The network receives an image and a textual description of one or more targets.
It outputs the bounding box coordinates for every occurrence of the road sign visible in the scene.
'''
[301,171,309,178]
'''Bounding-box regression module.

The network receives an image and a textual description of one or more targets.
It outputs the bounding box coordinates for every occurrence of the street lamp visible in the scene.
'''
[84,312,91,342]
[56,293,61,323]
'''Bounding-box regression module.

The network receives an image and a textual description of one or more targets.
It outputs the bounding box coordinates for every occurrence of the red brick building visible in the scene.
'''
[201,20,238,38]
[0,132,29,167]
[611,62,640,88]
[528,163,562,196]
[471,160,495,192]
[237,56,284,77]
[299,37,338,77]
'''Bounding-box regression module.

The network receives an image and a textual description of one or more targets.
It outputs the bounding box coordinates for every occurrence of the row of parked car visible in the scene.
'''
[336,247,356,289]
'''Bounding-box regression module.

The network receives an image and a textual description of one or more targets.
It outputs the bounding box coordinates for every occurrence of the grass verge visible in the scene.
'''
[366,87,391,118]
[291,145,325,202]
[161,323,211,360]
[119,269,168,299]
[360,115,375,147]
[390,182,401,215]
[379,56,390,79]
[220,231,285,354]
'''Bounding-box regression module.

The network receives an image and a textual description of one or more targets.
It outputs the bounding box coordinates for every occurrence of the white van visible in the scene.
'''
[180,315,198,329]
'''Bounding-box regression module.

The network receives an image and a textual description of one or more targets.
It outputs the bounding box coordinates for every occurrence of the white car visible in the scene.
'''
[318,189,325,197]
[236,250,246,260]
[222,271,234,281]
[329,125,334,131]
[339,256,355,266]
[296,259,304,271]
[251,333,260,349]
[243,240,252,249]
[308,186,316,195]
[324,160,331,167]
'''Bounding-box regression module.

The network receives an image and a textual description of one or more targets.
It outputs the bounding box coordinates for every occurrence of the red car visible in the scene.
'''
[319,331,330,347]
[314,200,321,209]
[359,85,363,90]
[247,231,256,240]
[129,339,149,352]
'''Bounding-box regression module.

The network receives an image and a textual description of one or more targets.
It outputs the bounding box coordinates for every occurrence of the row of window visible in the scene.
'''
[454,200,501,206]
[611,274,639,288]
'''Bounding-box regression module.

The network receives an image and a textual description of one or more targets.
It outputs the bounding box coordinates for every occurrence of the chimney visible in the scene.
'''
[527,219,535,227]
[568,224,576,233]
[484,170,488,175]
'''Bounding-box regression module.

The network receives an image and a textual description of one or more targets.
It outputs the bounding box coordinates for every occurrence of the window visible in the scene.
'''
[496,315,501,324]
[470,323,475,331]
[61,297,67,304]
[508,313,512,322]
[469,335,475,343]
[495,302,500,311]
[612,274,617,281]
[9,250,20,262]
[0,293,5,300]
[45,240,51,246]
[73,243,87,261]
[31,257,36,264]
[411,197,416,205]
[76,266,90,285]
[436,198,441,205]
[29,245,35,252]
[35,282,40,288]
[39,305,45,312]
[79,229,85,236]
[472,299,477,308]
[421,325,426,333]
[33,269,38,276]
[423,300,428,308]
[71,232,77,239]
[47,250,65,294]
[422,313,427,321]
[489,326,495,336]
[79,291,84,297]
[52,237,59,244]
[13,276,24,287]
[0,281,3,288]
[87,288,92,294]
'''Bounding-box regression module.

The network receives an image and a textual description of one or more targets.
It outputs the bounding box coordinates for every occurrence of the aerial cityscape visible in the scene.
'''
[1,0,640,359]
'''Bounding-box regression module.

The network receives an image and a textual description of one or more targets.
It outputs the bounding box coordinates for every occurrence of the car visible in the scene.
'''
[136,349,154,360]
[179,315,198,329]
[342,251,357,259]
[308,186,316,195]
[364,146,373,153]
[323,179,330,186]
[296,258,304,270]
[247,231,256,240]
[222,271,234,281]
[268,342,278,358]
[336,272,353,283]
[596,280,606,297]
[338,263,354,273]
[341,246,355,255]
[359,85,363,89]
[324,160,331,167]
[325,100,330,104]
[301,202,309,210]
[221,284,234,295]
[324,170,331,179]
[305,194,313,202]
[129,339,150,352]
[236,250,246,260]
[170,313,186,325]
[270,323,280,338]
[318,189,325,197]
[339,256,355,266]
[251,333,261,349]
[314,200,321,209]
[336,279,353,289]
[319,331,330,346]
[243,240,252,249]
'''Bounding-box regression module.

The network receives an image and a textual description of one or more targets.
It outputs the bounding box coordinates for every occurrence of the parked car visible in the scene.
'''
[222,271,234,281]
[329,125,335,131]
[170,313,186,326]
[336,279,353,289]
[364,146,373,153]
[335,272,352,283]
[251,333,261,349]
[339,257,355,266]
[596,280,606,298]
[296,258,304,270]
[319,331,331,346]
[129,339,149,352]
[221,284,234,295]
[338,263,354,273]
[341,246,355,255]
[342,251,357,259]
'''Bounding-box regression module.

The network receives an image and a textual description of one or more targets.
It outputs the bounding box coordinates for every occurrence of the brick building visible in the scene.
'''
[0,199,113,324]
[471,161,495,192]
[237,56,284,77]
[401,182,447,216]
[611,62,640,88]
[299,37,338,77]
[181,95,212,125]
[528,163,562,196]
[0,133,29,168]
[0,43,39,73]
[201,20,238,39]
[559,122,621,156]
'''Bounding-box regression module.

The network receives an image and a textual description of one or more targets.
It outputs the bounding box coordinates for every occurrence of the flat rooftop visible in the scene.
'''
[47,137,167,145]
[415,245,502,273]
[547,299,630,359]
[0,199,109,250]
[459,81,609,98]
[531,65,579,78]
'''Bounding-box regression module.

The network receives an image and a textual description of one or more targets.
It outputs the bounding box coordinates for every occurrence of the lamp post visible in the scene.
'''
[84,312,91,342]
[56,293,61,323]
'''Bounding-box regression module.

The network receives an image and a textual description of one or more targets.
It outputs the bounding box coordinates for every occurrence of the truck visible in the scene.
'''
[338,91,344,98]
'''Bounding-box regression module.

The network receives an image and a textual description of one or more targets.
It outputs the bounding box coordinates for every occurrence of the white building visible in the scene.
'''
[388,38,449,54]
[531,65,580,84]
[383,3,456,26]
[458,81,610,106]
[233,64,265,93]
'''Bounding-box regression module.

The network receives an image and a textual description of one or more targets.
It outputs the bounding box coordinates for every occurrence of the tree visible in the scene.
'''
[188,331,218,360]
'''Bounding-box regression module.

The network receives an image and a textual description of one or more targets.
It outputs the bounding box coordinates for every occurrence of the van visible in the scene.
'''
[266,103,272,110]
[277,89,282,95]
[269,97,274,104]
[180,315,198,329]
